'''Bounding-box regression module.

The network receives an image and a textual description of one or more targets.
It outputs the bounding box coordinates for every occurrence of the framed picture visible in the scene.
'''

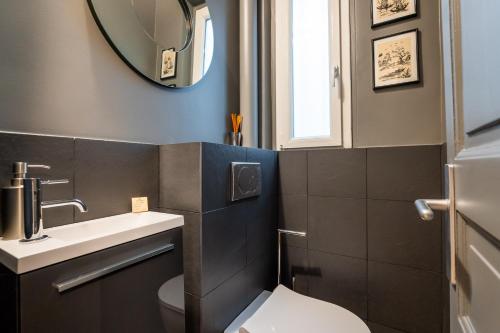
[371,0,417,27]
[372,29,420,89]
[161,48,177,80]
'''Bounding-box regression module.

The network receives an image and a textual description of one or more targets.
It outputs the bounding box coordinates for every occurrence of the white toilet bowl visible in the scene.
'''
[226,284,370,333]
[158,274,185,333]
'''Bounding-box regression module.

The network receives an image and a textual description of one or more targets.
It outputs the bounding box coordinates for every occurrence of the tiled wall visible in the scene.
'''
[0,133,159,229]
[159,142,278,333]
[279,146,446,333]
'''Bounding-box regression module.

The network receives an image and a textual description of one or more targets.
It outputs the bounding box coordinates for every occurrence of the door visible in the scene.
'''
[441,1,500,332]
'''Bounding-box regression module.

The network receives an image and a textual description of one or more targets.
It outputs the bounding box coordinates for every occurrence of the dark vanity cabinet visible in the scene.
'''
[1,228,183,333]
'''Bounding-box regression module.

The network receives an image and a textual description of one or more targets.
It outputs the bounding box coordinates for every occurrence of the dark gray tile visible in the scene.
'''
[202,205,246,296]
[201,268,252,333]
[309,196,367,259]
[278,150,307,195]
[0,133,74,228]
[74,139,158,222]
[184,292,201,333]
[202,143,246,212]
[157,209,202,297]
[246,197,278,264]
[308,148,367,198]
[368,261,442,333]
[246,147,278,198]
[183,212,202,297]
[245,253,276,301]
[159,143,202,212]
[367,146,442,201]
[368,199,442,272]
[278,194,307,248]
[308,250,367,319]
[281,246,308,295]
[366,322,405,333]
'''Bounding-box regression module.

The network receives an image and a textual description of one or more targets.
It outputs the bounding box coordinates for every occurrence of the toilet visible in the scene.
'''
[158,274,185,333]
[227,284,370,333]
[159,275,369,333]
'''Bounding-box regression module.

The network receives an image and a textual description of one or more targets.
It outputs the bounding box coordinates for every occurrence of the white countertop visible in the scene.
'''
[0,211,184,274]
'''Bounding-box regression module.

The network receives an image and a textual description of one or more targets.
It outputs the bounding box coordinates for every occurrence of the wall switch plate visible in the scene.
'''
[231,162,262,201]
[131,197,148,213]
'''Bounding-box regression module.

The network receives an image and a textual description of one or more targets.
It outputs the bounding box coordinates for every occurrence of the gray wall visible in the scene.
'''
[0,0,237,144]
[351,0,444,147]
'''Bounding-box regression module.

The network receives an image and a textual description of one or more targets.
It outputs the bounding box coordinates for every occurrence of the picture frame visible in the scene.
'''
[161,48,177,80]
[371,0,417,28]
[372,29,420,90]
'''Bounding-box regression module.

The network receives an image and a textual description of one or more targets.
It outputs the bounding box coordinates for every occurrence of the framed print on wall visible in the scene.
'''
[372,29,420,89]
[161,48,177,80]
[371,0,417,27]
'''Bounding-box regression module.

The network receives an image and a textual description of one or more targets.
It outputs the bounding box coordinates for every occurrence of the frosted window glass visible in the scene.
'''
[203,19,214,75]
[292,0,331,138]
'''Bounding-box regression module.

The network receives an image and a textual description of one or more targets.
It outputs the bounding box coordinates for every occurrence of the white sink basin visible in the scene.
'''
[0,211,184,274]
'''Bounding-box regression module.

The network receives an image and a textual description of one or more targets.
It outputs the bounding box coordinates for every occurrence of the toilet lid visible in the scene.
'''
[158,274,184,314]
[239,285,370,333]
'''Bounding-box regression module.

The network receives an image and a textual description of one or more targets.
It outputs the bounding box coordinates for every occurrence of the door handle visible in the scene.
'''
[415,199,450,221]
[415,164,457,285]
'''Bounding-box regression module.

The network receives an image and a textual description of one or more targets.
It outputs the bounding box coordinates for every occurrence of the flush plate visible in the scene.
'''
[231,162,262,201]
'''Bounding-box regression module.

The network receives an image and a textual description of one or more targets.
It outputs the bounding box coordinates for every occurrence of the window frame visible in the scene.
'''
[272,0,352,149]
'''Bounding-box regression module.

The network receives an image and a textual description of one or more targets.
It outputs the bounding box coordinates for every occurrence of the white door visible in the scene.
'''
[439,1,500,332]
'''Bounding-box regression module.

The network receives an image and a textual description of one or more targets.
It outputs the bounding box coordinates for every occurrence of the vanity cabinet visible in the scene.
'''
[2,227,183,333]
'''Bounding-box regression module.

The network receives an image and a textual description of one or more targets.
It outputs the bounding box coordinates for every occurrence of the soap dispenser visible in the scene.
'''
[1,162,88,242]
[1,163,51,240]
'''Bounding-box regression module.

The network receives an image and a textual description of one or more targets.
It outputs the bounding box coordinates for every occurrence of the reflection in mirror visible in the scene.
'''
[88,0,214,88]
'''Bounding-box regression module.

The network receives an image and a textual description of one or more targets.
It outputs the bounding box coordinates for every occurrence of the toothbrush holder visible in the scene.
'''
[230,132,242,146]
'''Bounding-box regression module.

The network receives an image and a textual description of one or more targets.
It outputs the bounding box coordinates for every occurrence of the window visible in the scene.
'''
[203,18,214,75]
[192,6,213,82]
[273,0,351,149]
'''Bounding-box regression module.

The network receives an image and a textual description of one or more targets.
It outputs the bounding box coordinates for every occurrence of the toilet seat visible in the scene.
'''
[158,274,185,314]
[228,285,370,333]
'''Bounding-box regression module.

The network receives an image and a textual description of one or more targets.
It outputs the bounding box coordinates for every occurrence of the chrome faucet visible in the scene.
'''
[1,162,88,242]
[42,199,88,212]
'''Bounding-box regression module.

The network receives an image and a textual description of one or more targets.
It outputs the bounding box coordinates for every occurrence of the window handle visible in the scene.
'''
[332,65,340,88]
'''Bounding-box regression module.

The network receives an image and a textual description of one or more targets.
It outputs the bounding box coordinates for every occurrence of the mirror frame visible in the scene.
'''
[87,0,212,88]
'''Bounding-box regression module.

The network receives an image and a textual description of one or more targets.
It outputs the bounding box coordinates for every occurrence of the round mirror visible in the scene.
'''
[88,0,214,88]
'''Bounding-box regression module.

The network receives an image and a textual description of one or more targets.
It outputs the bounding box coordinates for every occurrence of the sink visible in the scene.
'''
[0,211,184,274]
